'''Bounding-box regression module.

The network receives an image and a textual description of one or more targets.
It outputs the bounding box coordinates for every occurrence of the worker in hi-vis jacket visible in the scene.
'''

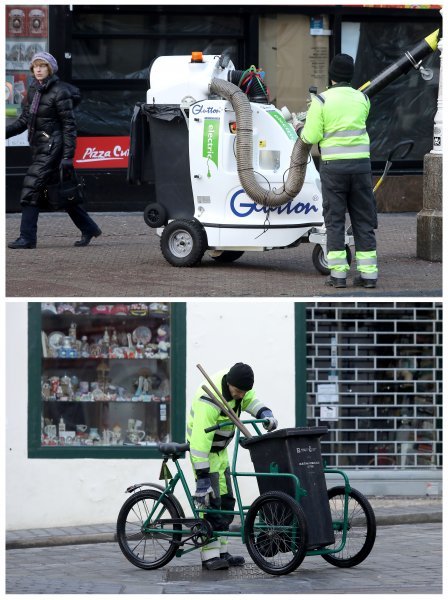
[187,362,277,571]
[299,53,378,289]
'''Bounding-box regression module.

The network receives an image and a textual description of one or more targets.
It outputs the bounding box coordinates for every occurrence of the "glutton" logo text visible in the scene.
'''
[230,189,319,218]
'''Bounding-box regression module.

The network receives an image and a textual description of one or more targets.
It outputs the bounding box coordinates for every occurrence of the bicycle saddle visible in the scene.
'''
[158,442,190,458]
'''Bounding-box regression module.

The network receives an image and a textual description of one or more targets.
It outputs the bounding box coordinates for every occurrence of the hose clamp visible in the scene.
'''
[405,51,423,70]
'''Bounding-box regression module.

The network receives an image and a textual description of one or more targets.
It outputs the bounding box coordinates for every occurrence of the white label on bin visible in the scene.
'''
[295,444,320,467]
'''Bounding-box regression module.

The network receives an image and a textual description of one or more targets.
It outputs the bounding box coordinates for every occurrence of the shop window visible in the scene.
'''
[71,8,246,135]
[28,302,186,458]
[345,20,440,163]
[303,302,442,469]
[5,5,49,147]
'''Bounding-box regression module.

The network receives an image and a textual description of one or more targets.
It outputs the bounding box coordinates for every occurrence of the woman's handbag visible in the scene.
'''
[45,167,86,211]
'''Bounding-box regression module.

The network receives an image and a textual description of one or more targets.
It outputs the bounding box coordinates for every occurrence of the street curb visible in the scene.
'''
[5,511,442,550]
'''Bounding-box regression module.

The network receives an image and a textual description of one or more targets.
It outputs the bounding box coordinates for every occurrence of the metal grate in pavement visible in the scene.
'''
[165,563,271,581]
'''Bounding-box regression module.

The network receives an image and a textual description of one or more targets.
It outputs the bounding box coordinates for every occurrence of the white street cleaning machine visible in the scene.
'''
[128,29,439,270]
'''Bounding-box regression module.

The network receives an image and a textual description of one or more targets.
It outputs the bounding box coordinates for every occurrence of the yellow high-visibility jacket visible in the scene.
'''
[187,369,268,476]
[300,83,371,160]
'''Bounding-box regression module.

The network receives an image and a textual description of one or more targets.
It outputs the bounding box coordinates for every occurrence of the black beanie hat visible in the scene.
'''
[329,53,354,82]
[227,363,254,391]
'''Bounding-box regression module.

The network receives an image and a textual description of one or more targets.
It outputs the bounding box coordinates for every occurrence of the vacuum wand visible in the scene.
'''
[359,29,439,98]
[197,364,253,438]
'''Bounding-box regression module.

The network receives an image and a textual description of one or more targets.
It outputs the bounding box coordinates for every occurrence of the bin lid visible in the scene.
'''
[240,426,328,448]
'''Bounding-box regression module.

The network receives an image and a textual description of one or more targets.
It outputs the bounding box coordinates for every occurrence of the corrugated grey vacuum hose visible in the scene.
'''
[210,78,311,208]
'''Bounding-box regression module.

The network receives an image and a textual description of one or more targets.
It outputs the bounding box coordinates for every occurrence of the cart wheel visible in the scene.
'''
[210,250,245,263]
[144,203,167,228]
[245,491,308,576]
[322,486,376,568]
[312,244,352,276]
[160,219,207,267]
[116,489,182,570]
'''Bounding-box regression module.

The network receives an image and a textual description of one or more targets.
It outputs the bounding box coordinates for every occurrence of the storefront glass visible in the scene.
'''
[5,4,49,145]
[30,302,186,457]
[305,302,442,469]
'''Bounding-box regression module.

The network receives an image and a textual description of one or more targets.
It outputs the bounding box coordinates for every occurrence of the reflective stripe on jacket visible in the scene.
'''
[300,84,370,160]
[187,369,267,475]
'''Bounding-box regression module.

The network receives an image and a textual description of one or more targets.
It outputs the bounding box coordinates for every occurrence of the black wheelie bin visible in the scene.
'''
[240,427,335,549]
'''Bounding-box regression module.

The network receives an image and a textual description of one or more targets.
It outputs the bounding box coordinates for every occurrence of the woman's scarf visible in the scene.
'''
[28,78,49,143]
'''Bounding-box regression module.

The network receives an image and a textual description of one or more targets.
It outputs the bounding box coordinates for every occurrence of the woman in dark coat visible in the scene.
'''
[6,51,102,249]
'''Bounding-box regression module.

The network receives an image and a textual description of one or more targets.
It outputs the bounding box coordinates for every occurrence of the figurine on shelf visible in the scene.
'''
[145,343,158,359]
[41,381,51,401]
[57,303,76,315]
[69,322,77,343]
[157,325,170,359]
[111,424,122,445]
[80,336,90,358]
[135,342,144,359]
[41,302,57,315]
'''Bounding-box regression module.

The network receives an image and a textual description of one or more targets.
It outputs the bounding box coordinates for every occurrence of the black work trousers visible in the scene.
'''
[206,468,236,532]
[20,204,100,245]
[320,159,377,253]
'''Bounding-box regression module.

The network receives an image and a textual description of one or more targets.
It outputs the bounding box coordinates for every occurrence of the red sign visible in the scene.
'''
[74,136,130,169]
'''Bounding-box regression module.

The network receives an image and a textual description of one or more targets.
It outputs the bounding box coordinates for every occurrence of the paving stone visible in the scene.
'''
[5,212,442,297]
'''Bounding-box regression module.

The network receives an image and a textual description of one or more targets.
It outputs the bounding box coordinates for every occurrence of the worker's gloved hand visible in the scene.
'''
[291,112,305,133]
[260,409,278,432]
[194,476,214,508]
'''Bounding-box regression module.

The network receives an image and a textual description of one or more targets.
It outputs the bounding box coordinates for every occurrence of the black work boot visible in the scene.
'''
[202,557,229,570]
[220,552,245,566]
[8,237,36,249]
[353,275,377,289]
[74,229,102,247]
[325,275,346,289]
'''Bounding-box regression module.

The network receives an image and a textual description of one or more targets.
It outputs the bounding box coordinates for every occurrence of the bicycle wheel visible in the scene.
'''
[322,486,376,568]
[245,491,308,576]
[117,489,182,569]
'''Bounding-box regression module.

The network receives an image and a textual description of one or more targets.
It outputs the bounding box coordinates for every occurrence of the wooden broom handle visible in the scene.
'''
[197,363,253,438]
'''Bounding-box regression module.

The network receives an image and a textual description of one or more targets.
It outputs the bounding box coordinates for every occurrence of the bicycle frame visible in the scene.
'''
[137,419,353,558]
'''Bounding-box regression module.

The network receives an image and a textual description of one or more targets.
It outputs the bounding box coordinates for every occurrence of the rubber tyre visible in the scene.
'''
[245,491,308,576]
[312,244,352,276]
[210,250,245,263]
[143,203,167,228]
[322,486,376,568]
[117,489,182,570]
[160,219,207,267]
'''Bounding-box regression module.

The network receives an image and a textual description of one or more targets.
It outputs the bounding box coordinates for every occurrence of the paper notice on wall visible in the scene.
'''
[317,383,338,403]
[320,405,339,421]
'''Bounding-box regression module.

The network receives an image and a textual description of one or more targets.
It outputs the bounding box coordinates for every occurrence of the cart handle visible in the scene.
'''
[387,139,414,162]
[204,419,266,434]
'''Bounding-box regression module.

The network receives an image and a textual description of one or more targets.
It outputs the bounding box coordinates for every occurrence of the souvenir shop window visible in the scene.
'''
[6,5,49,146]
[28,302,186,458]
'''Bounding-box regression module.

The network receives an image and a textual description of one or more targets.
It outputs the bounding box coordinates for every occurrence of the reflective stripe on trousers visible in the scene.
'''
[356,251,378,278]
[327,250,349,277]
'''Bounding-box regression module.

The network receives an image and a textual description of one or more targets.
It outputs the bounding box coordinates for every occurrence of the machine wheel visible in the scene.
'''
[322,486,376,568]
[210,250,245,263]
[117,489,182,570]
[312,244,352,276]
[245,491,308,576]
[160,219,207,267]
[144,203,167,228]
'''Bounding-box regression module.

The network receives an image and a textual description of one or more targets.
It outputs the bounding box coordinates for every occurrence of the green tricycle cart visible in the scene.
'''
[117,420,376,576]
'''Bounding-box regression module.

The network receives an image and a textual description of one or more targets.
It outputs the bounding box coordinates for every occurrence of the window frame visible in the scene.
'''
[27,302,186,458]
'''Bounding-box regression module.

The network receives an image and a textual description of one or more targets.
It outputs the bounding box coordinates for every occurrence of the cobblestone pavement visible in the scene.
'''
[5,212,442,297]
[5,522,442,594]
